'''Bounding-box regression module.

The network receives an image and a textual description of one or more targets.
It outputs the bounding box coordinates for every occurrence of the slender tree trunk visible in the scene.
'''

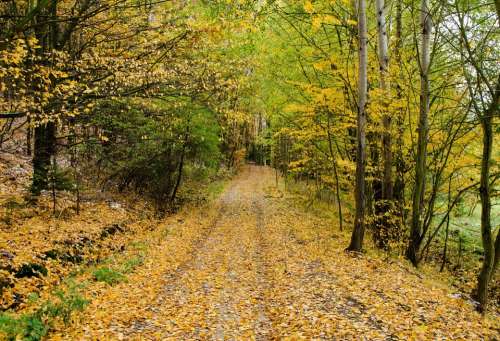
[393,0,406,211]
[476,122,492,309]
[373,0,394,249]
[376,0,393,201]
[440,177,452,272]
[327,114,343,231]
[170,129,189,204]
[476,77,499,312]
[407,0,431,265]
[347,0,367,252]
[170,149,185,204]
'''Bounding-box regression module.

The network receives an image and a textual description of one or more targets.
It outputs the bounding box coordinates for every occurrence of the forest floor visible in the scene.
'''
[50,165,498,340]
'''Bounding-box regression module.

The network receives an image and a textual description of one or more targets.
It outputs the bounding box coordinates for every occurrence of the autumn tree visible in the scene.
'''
[407,0,433,265]
[1,0,181,195]
[445,0,500,312]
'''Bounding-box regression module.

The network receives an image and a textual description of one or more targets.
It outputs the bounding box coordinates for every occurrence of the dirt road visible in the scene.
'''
[60,166,497,340]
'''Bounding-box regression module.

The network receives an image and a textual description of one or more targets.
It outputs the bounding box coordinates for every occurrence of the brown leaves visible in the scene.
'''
[0,193,157,312]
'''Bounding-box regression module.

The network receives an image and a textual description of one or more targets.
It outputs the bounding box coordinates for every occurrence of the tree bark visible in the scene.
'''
[170,129,189,204]
[376,0,393,201]
[170,148,185,204]
[327,113,343,232]
[31,0,59,196]
[347,0,367,252]
[476,114,493,312]
[407,0,431,266]
[393,0,406,209]
[31,122,56,195]
[440,177,452,272]
[476,76,499,312]
[373,0,395,249]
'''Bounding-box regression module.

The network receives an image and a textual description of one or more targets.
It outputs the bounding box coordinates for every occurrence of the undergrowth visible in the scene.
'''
[0,283,88,341]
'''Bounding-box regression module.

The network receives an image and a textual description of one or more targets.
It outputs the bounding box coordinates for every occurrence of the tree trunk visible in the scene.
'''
[371,0,394,250]
[31,0,59,197]
[476,76,499,312]
[31,122,56,195]
[440,177,452,272]
[170,130,189,204]
[393,0,406,211]
[327,114,343,231]
[347,0,367,252]
[170,149,185,204]
[376,0,393,201]
[407,0,431,266]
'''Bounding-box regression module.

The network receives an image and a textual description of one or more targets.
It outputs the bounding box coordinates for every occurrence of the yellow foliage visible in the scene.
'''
[304,1,314,14]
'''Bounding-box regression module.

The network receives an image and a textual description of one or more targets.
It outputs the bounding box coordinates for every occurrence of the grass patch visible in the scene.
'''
[92,267,126,285]
[122,256,144,273]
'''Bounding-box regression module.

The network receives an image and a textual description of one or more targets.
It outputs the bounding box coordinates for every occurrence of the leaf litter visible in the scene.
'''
[37,166,500,339]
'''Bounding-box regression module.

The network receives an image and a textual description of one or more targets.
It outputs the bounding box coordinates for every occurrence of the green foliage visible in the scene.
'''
[48,164,76,193]
[122,256,144,274]
[45,287,89,324]
[86,99,221,209]
[206,178,228,200]
[0,285,88,341]
[0,313,47,341]
[92,267,126,285]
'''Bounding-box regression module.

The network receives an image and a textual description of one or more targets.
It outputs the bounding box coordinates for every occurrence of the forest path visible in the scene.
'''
[61,166,497,340]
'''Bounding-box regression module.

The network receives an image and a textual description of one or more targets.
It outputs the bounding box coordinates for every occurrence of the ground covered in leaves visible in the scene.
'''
[33,165,495,340]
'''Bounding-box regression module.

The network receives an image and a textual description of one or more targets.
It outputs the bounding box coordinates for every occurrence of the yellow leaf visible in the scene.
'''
[304,1,314,14]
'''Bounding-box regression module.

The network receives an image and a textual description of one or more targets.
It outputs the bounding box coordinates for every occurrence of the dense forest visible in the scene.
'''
[0,0,498,339]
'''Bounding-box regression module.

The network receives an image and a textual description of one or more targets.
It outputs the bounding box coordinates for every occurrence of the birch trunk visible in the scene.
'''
[376,0,393,201]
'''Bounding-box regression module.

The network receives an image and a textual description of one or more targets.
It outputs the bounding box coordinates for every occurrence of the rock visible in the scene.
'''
[108,201,124,210]
[0,250,14,260]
